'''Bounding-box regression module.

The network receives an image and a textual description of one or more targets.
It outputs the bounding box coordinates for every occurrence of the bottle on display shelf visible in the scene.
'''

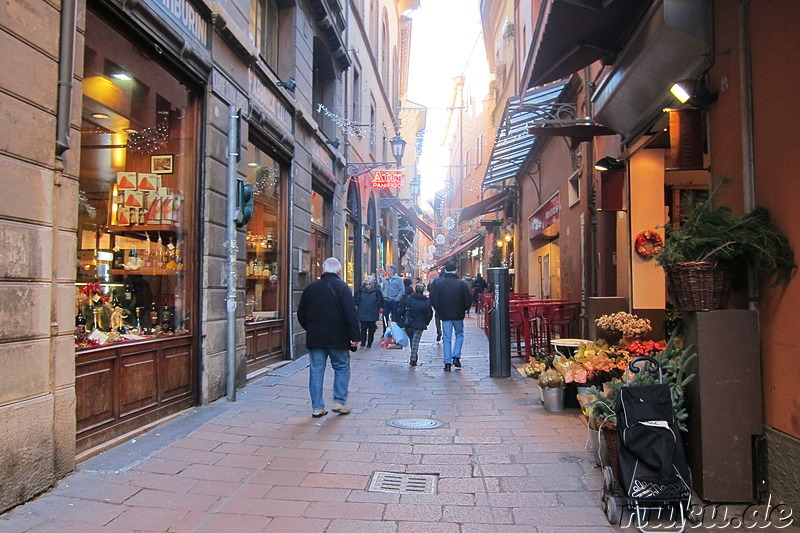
[149,302,159,333]
[156,233,164,271]
[75,307,87,331]
[144,233,153,269]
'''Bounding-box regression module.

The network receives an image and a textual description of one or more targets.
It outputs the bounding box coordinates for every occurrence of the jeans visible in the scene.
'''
[360,320,377,346]
[441,319,464,364]
[385,300,399,323]
[308,348,350,410]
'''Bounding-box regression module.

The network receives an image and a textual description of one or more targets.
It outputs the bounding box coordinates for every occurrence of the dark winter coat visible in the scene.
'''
[354,285,383,322]
[397,292,433,331]
[297,272,360,349]
[429,273,472,321]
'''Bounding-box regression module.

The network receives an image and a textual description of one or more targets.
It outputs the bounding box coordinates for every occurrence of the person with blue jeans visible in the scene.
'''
[381,265,405,324]
[429,261,472,371]
[297,257,361,417]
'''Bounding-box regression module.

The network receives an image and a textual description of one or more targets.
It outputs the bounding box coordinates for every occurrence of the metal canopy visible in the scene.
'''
[525,0,654,88]
[483,82,569,186]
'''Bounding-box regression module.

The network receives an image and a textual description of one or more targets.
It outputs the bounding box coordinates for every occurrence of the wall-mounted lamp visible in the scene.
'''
[669,79,717,107]
[277,78,296,92]
[594,156,625,171]
[346,133,407,177]
[496,239,505,247]
[326,138,340,149]
[503,233,512,242]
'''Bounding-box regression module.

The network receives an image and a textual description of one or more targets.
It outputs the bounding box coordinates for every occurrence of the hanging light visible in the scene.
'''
[390,134,407,167]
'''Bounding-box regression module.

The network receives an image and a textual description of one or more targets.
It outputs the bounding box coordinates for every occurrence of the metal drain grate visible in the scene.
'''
[367,471,438,494]
[387,418,443,429]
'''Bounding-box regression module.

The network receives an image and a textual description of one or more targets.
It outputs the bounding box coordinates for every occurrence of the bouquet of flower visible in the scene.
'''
[595,311,652,340]
[573,341,629,385]
[522,349,554,379]
[537,368,565,388]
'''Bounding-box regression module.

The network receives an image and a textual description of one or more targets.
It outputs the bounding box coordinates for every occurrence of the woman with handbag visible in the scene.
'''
[397,283,433,366]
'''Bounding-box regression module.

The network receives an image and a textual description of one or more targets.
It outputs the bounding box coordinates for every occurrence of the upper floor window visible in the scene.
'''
[381,8,389,86]
[250,0,279,69]
[370,0,378,48]
[312,38,336,138]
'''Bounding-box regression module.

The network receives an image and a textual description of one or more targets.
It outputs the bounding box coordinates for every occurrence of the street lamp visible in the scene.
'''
[346,133,407,177]
[409,174,421,198]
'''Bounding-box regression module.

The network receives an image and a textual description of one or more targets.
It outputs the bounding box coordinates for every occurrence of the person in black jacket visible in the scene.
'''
[354,276,383,348]
[397,283,433,366]
[429,262,472,371]
[472,272,488,313]
[297,257,361,418]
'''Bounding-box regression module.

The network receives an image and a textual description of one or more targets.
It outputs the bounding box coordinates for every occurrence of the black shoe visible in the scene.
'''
[453,357,461,368]
[410,359,417,366]
[436,335,442,342]
[367,344,372,348]
[444,363,451,371]
[360,343,366,347]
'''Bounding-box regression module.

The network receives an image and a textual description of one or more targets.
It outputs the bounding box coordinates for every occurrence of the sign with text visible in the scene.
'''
[529,193,560,241]
[372,170,404,189]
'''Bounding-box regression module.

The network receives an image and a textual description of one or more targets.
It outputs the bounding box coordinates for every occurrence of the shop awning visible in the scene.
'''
[389,198,432,240]
[459,191,509,223]
[434,233,484,269]
[524,0,654,88]
[483,81,569,187]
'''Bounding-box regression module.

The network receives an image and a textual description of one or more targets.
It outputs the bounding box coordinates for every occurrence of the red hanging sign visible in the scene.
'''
[372,170,404,189]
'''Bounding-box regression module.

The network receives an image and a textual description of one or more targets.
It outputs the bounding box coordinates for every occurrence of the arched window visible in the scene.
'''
[370,0,378,46]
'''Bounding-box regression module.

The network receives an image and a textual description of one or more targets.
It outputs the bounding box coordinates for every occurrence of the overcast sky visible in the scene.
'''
[406,0,485,204]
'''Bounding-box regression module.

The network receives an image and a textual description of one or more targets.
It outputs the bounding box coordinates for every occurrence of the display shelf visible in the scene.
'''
[108,268,180,276]
[106,224,180,238]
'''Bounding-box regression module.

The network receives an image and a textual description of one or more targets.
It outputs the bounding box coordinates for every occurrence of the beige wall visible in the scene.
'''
[628,150,667,310]
[0,0,79,513]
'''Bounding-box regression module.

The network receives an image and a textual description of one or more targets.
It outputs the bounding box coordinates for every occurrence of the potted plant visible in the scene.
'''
[537,368,565,412]
[655,179,795,311]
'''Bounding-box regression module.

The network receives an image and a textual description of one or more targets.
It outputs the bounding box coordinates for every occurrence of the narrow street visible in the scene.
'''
[1,318,615,532]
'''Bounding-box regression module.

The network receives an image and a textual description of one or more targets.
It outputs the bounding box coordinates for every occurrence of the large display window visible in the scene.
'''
[310,186,331,279]
[245,146,284,318]
[75,10,198,349]
[74,7,200,452]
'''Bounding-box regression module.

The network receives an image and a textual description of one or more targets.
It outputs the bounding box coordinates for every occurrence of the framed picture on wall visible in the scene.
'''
[150,154,174,174]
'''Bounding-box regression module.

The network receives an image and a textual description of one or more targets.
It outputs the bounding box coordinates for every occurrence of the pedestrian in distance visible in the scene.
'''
[429,262,472,371]
[397,283,433,366]
[354,276,383,348]
[403,277,413,296]
[472,272,488,313]
[428,268,443,342]
[297,257,361,418]
[381,265,405,323]
[462,273,475,317]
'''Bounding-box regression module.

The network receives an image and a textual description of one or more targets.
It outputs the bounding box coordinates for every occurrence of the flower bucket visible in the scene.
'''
[541,386,565,412]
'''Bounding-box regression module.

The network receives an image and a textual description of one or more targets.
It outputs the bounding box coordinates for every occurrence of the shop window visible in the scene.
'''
[76,11,198,348]
[250,0,279,69]
[244,147,284,319]
[312,38,336,138]
[311,187,331,279]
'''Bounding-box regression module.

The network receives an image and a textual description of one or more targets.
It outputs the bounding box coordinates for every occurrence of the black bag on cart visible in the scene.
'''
[616,382,692,502]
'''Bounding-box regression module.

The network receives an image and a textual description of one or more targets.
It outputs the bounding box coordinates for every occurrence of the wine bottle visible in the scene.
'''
[75,308,87,330]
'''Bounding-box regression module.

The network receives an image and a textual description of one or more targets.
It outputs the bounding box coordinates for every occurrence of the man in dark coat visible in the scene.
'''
[429,262,472,371]
[297,257,361,417]
[472,272,488,313]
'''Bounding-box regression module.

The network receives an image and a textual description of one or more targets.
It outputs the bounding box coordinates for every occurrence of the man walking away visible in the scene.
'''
[429,262,472,371]
[428,269,443,341]
[381,265,405,323]
[397,283,433,366]
[462,274,475,317]
[297,257,360,417]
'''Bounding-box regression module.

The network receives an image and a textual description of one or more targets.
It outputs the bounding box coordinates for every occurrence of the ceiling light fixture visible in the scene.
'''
[594,156,625,171]
[112,72,132,81]
[669,79,718,107]
[91,113,109,119]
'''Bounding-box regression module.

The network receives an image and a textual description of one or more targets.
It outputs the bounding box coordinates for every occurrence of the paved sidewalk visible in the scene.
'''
[1,318,618,532]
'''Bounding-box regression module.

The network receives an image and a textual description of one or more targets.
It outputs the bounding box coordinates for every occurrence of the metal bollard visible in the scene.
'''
[487,267,510,377]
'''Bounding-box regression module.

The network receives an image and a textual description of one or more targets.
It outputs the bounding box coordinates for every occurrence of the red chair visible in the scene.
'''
[547,304,580,350]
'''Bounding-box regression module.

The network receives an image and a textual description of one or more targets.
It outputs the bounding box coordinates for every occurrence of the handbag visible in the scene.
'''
[397,304,412,328]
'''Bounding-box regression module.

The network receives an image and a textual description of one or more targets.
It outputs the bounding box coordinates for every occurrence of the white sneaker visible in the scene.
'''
[331,402,351,415]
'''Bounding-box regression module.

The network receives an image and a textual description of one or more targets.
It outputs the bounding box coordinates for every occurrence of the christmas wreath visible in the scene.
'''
[635,229,663,259]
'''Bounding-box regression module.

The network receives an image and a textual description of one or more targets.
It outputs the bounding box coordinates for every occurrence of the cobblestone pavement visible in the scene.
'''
[1,317,629,532]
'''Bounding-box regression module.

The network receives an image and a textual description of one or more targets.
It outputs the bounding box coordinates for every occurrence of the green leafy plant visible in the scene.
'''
[655,179,795,287]
[584,334,696,431]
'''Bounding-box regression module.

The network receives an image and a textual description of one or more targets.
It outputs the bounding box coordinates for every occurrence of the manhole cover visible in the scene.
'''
[368,471,438,494]
[387,418,443,429]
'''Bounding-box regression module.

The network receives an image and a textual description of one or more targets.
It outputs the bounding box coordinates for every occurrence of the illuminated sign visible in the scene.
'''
[371,170,404,189]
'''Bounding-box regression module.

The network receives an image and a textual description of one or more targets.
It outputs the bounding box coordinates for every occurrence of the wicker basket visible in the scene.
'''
[665,261,733,311]
[601,424,621,494]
